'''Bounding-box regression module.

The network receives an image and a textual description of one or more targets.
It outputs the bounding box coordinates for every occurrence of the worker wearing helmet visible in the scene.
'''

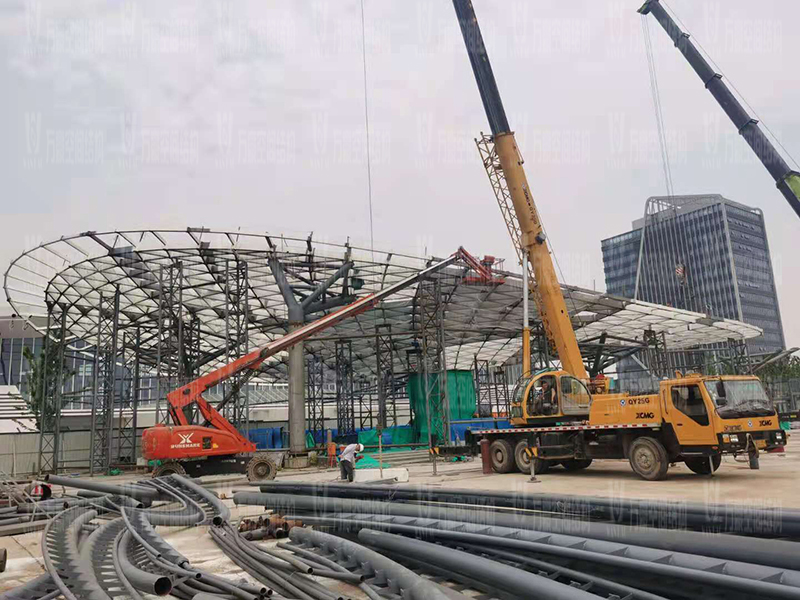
[339,443,364,482]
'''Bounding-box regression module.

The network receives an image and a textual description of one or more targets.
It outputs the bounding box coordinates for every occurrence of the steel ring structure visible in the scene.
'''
[4,228,762,474]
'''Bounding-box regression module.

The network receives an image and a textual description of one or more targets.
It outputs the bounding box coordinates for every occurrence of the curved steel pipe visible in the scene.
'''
[117,531,173,596]
[233,491,800,571]
[289,526,454,600]
[301,515,800,600]
[360,528,598,600]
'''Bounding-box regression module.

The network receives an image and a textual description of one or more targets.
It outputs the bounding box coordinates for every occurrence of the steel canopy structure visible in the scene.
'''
[4,228,762,473]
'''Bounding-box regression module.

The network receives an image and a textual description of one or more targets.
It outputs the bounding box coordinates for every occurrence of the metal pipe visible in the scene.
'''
[117,531,173,596]
[172,474,231,523]
[232,490,800,571]
[360,528,596,600]
[45,475,160,502]
[457,542,669,600]
[304,515,800,600]
[249,482,800,537]
[289,526,453,600]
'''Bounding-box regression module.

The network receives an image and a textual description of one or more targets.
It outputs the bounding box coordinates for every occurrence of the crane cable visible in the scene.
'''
[360,0,375,257]
[640,15,696,312]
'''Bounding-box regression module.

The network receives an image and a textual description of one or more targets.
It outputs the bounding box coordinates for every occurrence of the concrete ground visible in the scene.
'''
[1,441,798,594]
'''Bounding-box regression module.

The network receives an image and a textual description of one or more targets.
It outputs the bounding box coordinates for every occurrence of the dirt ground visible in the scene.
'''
[1,440,798,593]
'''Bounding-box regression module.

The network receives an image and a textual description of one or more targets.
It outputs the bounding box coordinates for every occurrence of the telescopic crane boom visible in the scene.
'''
[639,0,800,219]
[452,0,589,380]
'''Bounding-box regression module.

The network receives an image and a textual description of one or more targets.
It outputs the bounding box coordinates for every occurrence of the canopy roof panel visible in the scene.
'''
[4,229,762,380]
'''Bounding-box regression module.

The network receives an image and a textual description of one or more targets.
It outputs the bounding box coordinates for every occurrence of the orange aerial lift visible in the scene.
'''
[141,248,492,479]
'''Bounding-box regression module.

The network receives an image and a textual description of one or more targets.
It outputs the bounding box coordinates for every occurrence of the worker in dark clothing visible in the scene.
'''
[339,443,364,482]
[541,378,557,414]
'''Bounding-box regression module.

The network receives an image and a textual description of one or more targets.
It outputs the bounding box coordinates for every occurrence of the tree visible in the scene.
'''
[22,341,73,431]
[760,354,800,382]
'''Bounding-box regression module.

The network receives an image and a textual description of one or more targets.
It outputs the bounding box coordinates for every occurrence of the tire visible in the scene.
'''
[490,439,516,473]
[247,454,278,482]
[562,459,593,471]
[514,440,550,475]
[152,461,186,478]
[628,437,669,481]
[684,454,721,475]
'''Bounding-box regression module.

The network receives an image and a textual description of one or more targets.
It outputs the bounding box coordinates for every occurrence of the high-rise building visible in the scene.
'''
[601,194,785,356]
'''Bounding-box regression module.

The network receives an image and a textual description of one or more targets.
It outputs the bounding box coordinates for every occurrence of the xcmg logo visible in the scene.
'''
[636,412,655,420]
[170,433,200,449]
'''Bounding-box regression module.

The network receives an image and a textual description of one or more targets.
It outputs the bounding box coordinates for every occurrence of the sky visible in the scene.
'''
[1,0,798,344]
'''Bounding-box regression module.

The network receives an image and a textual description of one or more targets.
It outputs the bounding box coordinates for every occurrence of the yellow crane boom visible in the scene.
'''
[453,0,589,380]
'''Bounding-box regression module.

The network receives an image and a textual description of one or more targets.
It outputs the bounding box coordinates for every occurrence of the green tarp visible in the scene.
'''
[358,426,417,447]
[407,370,476,444]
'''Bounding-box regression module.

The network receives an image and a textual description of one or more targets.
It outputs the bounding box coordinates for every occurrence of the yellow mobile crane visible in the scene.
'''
[453,0,786,480]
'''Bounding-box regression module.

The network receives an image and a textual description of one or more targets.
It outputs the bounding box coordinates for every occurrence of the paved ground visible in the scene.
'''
[1,440,797,594]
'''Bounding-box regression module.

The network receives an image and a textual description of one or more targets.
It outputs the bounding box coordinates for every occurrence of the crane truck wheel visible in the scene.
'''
[684,454,721,475]
[628,437,669,481]
[152,461,187,478]
[489,439,516,473]
[562,459,593,471]
[247,455,277,482]
[513,440,550,474]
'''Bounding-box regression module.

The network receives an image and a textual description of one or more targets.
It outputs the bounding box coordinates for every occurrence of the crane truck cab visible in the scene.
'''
[479,370,786,480]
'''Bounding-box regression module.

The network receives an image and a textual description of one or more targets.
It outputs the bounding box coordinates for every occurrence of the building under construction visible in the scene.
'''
[2,228,762,474]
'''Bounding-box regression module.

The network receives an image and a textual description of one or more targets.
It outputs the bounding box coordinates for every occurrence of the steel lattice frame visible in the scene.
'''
[375,323,395,429]
[306,354,325,443]
[37,305,67,474]
[417,277,449,447]
[3,228,766,461]
[90,288,120,475]
[335,340,355,438]
[221,259,250,431]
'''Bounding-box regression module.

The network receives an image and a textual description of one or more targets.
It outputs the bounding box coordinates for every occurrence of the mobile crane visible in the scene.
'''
[141,248,491,479]
[639,0,800,220]
[453,0,786,479]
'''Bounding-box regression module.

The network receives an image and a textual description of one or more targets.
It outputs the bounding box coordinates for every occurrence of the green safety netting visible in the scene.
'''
[358,426,417,447]
[407,370,476,444]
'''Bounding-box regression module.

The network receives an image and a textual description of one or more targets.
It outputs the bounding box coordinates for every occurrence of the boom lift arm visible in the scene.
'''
[452,0,589,380]
[639,0,800,219]
[162,249,482,451]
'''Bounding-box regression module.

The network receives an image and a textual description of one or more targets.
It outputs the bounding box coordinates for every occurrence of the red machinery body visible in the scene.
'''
[142,424,255,461]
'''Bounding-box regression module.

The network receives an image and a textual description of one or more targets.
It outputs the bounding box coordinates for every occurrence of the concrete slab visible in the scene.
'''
[353,467,409,483]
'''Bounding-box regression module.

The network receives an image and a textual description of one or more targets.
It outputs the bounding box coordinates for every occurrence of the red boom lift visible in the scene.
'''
[141,248,494,479]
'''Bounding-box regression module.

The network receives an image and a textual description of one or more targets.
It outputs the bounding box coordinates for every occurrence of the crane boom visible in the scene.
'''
[452,0,589,380]
[639,0,800,219]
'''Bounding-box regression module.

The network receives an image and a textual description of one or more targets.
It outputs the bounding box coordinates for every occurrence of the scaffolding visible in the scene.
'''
[90,288,121,476]
[335,340,355,438]
[37,305,67,474]
[473,358,509,417]
[221,259,250,431]
[417,278,449,448]
[114,328,141,467]
[375,323,396,429]
[306,354,325,444]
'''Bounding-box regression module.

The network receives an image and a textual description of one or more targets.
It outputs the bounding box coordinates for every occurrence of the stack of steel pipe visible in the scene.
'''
[247,480,800,537]
[0,474,264,600]
[234,483,800,600]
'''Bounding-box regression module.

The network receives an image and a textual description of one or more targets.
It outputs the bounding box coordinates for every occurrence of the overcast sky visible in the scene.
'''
[2,0,798,344]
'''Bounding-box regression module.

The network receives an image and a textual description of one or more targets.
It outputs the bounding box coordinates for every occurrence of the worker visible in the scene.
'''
[339,443,364,482]
[541,378,557,414]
